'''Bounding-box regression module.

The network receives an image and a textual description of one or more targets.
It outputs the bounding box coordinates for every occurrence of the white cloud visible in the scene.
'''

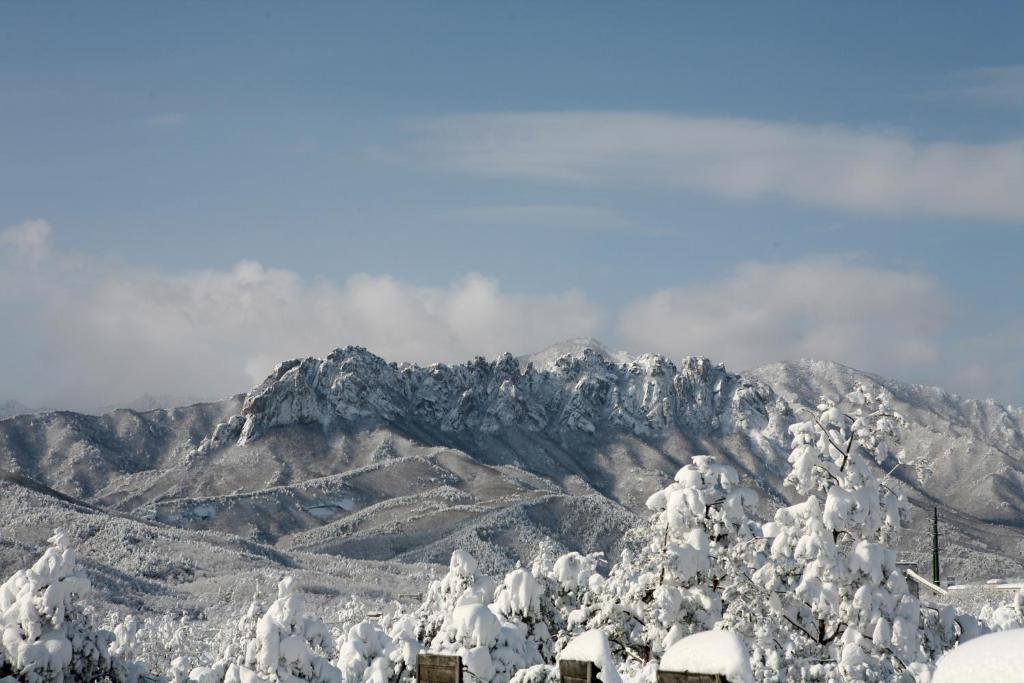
[405,111,1024,222]
[945,319,1024,408]
[942,65,1024,107]
[0,218,51,265]
[0,222,602,409]
[618,257,952,375]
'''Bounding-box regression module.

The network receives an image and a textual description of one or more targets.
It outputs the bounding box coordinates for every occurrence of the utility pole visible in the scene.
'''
[932,506,940,584]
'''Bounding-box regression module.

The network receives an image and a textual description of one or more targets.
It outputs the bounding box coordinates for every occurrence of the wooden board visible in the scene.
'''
[560,659,598,683]
[417,653,463,683]
[657,672,727,683]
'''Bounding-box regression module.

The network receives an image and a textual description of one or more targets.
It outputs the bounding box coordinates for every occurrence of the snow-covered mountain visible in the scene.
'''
[0,399,43,419]
[196,344,789,454]
[1,341,1023,617]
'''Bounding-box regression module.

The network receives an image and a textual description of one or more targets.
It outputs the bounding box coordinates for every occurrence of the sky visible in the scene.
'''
[1,2,1023,410]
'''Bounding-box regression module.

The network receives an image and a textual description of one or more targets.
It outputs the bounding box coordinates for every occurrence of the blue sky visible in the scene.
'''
[1,2,1023,409]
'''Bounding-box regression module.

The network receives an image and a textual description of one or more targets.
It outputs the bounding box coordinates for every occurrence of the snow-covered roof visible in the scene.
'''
[905,568,948,596]
[660,630,753,683]
[933,629,1024,683]
[558,630,623,683]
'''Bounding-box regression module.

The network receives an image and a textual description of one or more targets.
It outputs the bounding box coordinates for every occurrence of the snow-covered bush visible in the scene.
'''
[195,576,340,683]
[978,587,1024,631]
[336,621,398,683]
[334,604,422,683]
[507,664,558,683]
[918,600,985,666]
[109,612,162,683]
[169,656,192,683]
[723,387,926,681]
[0,530,154,683]
[586,545,648,664]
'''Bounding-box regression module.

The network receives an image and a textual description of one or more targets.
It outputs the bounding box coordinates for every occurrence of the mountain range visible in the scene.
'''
[1,339,1022,618]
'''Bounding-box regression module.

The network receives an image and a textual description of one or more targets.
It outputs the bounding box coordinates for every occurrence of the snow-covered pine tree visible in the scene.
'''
[195,576,340,683]
[0,530,155,683]
[428,600,539,683]
[413,550,495,646]
[490,565,553,665]
[585,542,647,665]
[723,385,925,681]
[333,596,422,683]
[336,620,400,683]
[529,549,602,653]
[415,552,551,683]
[588,456,760,664]
[133,613,203,678]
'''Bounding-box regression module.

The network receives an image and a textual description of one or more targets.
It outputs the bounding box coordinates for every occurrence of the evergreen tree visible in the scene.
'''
[723,386,926,681]
[589,456,760,663]
[0,530,155,683]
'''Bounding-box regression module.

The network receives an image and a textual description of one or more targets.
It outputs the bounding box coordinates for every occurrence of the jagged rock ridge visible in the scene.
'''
[196,346,791,456]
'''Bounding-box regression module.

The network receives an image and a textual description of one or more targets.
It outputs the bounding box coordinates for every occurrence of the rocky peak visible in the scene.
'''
[193,342,792,456]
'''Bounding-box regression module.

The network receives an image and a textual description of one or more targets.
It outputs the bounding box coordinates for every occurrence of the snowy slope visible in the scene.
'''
[0,471,435,618]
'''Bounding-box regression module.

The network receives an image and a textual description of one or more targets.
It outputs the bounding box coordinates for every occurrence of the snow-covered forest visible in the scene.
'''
[3,387,1022,683]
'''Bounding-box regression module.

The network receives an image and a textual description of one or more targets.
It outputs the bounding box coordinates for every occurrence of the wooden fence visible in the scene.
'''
[420,655,731,683]
[417,654,463,683]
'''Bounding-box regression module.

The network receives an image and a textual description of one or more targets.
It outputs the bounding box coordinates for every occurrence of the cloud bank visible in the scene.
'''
[0,221,602,408]
[620,258,951,376]
[3,221,1021,408]
[407,112,1024,222]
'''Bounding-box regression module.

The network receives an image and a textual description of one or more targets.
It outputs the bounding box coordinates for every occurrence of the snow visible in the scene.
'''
[0,530,156,681]
[491,568,542,619]
[207,575,341,682]
[849,540,886,585]
[557,630,622,683]
[337,620,398,683]
[450,550,479,579]
[450,603,501,648]
[552,553,599,591]
[933,629,1024,682]
[660,631,753,683]
[424,552,549,683]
